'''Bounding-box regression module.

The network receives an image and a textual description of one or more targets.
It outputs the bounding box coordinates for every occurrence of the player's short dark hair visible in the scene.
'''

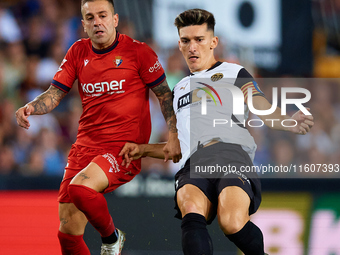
[174,9,215,33]
[81,0,115,9]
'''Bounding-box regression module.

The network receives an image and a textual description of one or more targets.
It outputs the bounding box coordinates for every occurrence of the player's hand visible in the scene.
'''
[289,108,314,135]
[119,143,144,168]
[15,104,34,129]
[163,132,182,163]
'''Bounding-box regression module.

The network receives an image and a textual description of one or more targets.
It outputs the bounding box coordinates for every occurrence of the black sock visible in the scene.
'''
[181,213,213,255]
[101,228,118,244]
[226,221,264,255]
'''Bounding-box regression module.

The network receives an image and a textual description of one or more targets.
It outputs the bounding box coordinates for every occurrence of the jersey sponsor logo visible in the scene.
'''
[114,56,123,67]
[57,59,67,72]
[84,59,89,66]
[149,60,161,73]
[196,82,223,107]
[177,82,222,111]
[177,92,191,110]
[81,79,126,96]
[211,73,224,82]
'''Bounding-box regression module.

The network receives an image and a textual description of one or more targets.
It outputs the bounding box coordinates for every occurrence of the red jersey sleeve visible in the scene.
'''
[51,42,78,93]
[137,43,166,88]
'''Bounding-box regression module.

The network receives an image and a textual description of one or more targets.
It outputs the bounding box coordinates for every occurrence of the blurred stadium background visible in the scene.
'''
[0,0,340,254]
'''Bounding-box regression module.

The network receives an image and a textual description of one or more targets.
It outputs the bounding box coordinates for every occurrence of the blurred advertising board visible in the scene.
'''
[1,189,340,254]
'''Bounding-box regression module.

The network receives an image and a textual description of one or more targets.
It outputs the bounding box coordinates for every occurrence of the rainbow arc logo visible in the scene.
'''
[197,82,222,112]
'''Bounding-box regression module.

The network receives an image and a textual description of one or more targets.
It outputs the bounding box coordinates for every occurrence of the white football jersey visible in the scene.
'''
[173,62,264,169]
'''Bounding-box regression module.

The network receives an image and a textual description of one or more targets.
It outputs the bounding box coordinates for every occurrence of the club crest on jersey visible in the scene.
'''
[211,73,224,82]
[114,56,123,67]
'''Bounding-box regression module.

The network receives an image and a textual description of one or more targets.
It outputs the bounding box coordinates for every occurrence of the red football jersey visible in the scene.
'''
[52,32,165,148]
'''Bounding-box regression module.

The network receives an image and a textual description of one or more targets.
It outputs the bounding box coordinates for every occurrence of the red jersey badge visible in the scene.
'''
[114,56,123,67]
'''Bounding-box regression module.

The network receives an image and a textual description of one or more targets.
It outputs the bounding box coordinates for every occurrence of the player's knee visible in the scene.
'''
[180,200,204,216]
[68,184,83,202]
[59,202,88,235]
[58,230,74,243]
[68,184,95,203]
[218,211,248,235]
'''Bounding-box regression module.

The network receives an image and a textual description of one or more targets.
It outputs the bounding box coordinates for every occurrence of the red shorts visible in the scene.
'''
[58,143,141,203]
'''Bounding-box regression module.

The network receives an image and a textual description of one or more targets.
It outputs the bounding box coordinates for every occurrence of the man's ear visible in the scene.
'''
[114,13,119,28]
[82,20,86,33]
[210,36,218,50]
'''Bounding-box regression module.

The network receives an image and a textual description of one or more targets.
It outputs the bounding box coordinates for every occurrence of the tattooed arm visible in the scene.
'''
[151,80,182,163]
[151,80,177,132]
[15,85,67,129]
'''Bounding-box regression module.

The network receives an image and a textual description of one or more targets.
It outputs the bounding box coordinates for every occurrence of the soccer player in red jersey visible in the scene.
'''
[15,0,181,254]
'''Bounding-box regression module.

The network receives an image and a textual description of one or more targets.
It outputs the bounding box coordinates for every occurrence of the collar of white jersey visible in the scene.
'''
[190,61,223,76]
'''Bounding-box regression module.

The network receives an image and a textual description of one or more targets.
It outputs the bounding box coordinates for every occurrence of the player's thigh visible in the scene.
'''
[70,162,109,192]
[59,202,88,235]
[177,184,214,220]
[217,186,251,234]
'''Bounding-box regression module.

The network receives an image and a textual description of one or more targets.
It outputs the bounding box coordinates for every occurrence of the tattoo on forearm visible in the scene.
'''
[30,85,66,115]
[79,173,90,181]
[167,115,177,133]
[152,81,178,133]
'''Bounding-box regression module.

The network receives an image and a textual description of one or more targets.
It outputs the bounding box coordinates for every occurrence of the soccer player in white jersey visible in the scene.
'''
[120,9,314,255]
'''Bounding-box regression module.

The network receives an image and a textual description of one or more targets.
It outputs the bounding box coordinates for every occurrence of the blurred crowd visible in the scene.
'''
[0,0,339,179]
[0,0,84,177]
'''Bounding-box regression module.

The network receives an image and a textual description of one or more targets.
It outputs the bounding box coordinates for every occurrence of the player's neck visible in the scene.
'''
[92,31,117,50]
[190,59,218,73]
[206,59,219,71]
